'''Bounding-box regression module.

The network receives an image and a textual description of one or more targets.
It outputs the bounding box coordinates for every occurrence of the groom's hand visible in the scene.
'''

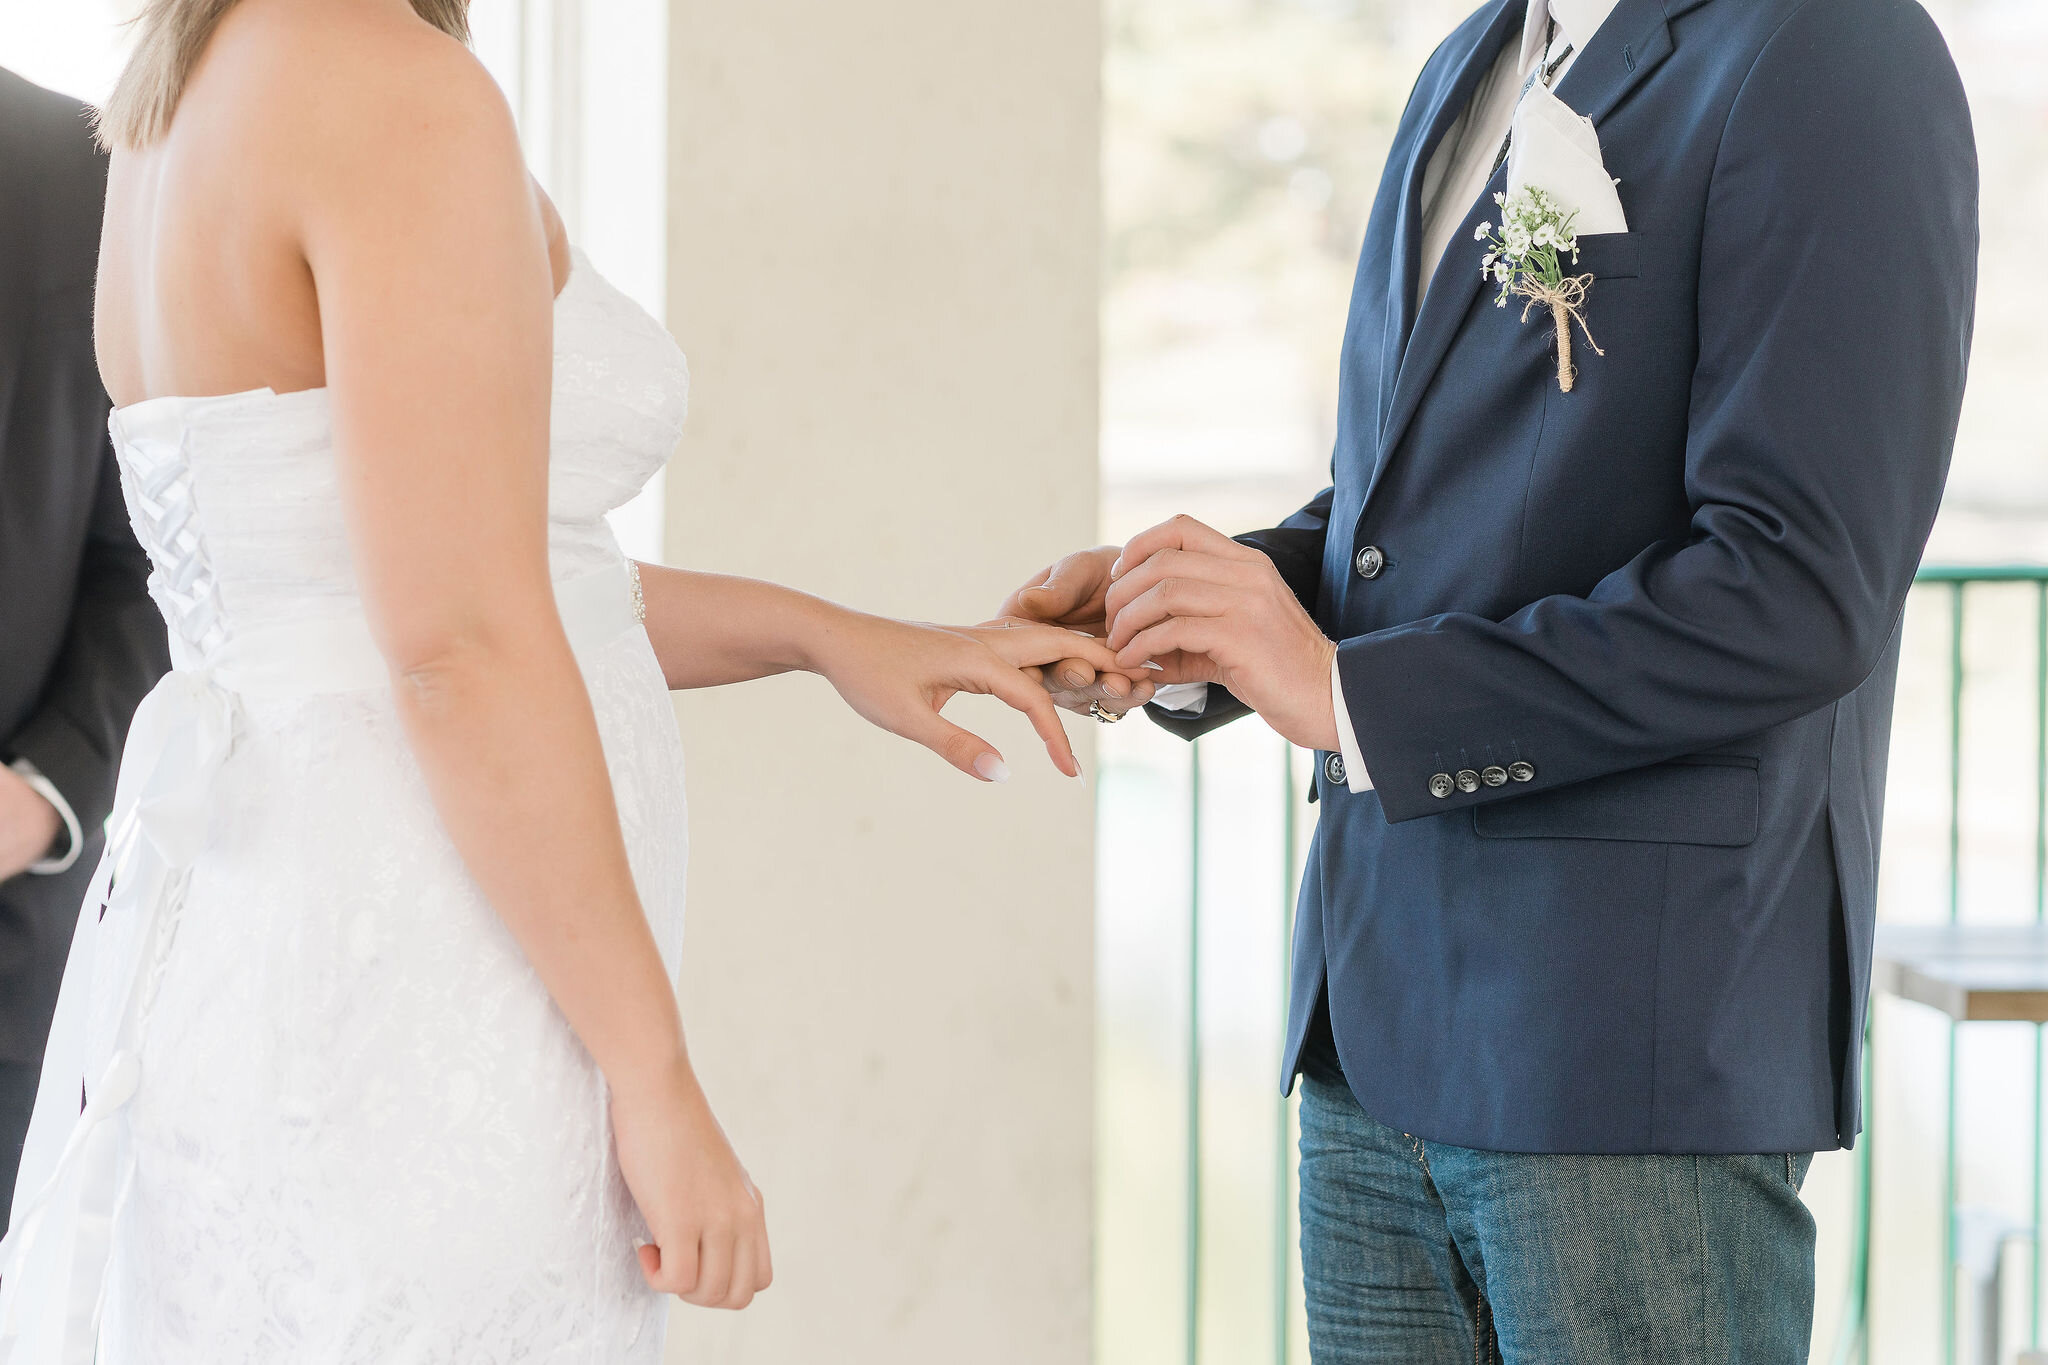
[1105,515,1340,752]
[997,546,1158,716]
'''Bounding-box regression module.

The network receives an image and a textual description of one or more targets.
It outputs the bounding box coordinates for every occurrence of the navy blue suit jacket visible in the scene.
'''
[1152,0,1977,1153]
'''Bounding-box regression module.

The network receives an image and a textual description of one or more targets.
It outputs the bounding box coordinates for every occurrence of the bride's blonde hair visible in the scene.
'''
[97,0,472,149]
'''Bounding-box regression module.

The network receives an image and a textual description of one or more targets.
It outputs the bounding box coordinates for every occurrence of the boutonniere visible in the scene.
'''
[1475,187,1605,393]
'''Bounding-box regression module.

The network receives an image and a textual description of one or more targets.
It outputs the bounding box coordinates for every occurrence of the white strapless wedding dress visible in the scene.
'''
[0,251,689,1363]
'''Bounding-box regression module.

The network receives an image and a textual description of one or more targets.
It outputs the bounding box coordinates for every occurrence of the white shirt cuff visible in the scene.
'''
[1150,682,1210,715]
[1330,656,1373,793]
[10,758,84,875]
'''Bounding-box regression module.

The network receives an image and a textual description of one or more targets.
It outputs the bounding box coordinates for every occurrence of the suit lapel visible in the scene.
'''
[1374,0,1527,438]
[1550,0,1691,126]
[1362,0,1709,519]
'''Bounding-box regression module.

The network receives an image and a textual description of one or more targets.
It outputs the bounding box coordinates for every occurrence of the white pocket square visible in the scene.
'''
[1506,84,1628,237]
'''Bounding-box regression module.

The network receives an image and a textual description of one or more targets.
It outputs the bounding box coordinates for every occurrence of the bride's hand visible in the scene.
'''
[611,1059,771,1310]
[810,615,1135,780]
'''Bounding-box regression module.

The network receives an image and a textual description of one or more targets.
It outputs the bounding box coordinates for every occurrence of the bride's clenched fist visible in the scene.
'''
[611,1058,771,1310]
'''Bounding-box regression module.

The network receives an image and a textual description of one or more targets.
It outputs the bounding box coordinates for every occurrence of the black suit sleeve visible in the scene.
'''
[7,430,164,845]
[2,110,168,849]
[1334,0,1976,822]
[1144,484,1336,742]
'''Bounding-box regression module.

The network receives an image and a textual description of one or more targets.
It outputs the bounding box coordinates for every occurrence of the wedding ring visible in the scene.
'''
[1088,701,1128,724]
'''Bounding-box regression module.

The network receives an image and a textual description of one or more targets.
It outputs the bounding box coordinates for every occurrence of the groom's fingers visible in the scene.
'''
[1053,670,1159,703]
[1106,580,1231,652]
[1015,578,1084,621]
[1102,548,1242,626]
[997,560,1062,618]
[1116,617,1219,673]
[1002,553,1104,626]
[998,578,1056,624]
[1055,659,1101,691]
[1111,514,1259,580]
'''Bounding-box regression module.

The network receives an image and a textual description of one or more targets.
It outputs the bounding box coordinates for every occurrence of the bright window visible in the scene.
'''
[0,0,669,562]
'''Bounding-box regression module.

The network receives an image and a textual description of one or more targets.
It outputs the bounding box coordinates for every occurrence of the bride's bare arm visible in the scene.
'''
[296,23,764,1309]
[634,564,1133,780]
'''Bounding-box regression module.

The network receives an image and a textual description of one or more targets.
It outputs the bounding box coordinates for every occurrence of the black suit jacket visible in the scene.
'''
[0,69,169,1065]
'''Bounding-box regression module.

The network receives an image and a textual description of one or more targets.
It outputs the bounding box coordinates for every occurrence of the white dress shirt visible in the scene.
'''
[1154,0,1618,793]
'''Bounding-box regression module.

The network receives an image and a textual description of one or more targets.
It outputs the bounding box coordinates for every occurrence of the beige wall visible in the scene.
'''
[662,3,1100,1361]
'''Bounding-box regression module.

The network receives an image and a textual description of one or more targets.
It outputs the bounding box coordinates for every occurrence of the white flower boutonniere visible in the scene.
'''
[1474,187,1605,393]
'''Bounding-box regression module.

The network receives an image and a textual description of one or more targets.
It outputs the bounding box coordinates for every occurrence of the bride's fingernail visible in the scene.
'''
[974,754,1012,784]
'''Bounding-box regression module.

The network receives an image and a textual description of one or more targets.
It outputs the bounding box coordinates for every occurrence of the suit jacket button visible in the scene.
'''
[1428,772,1455,799]
[1481,765,1509,787]
[1508,761,1536,783]
[1354,545,1385,579]
[1325,753,1347,786]
[1455,769,1481,793]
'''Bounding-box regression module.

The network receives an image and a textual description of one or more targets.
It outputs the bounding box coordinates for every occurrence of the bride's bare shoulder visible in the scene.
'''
[205,0,521,180]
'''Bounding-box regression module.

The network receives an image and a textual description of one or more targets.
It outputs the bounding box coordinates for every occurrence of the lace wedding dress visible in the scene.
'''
[0,250,689,1363]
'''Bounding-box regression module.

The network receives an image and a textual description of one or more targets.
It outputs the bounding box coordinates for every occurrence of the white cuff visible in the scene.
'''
[10,758,84,875]
[1330,657,1373,793]
[1150,682,1210,716]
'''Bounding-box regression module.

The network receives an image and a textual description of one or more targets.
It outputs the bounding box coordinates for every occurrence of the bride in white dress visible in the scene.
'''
[0,1,1134,1359]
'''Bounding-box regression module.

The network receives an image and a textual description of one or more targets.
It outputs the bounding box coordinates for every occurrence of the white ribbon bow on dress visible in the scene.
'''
[0,561,637,1363]
[0,669,237,1365]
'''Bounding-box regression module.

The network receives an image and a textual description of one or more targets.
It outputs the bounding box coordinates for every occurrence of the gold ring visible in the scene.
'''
[1089,701,1128,724]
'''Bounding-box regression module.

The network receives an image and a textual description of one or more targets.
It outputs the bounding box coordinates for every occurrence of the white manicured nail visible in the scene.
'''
[974,754,1011,783]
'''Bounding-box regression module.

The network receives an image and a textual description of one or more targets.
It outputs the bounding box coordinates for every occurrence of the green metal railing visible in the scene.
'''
[1829,568,2048,1365]
[1170,565,2048,1365]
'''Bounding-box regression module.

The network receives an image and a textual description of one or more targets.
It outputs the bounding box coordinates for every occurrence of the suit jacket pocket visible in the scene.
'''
[1568,231,1642,281]
[1471,755,1759,847]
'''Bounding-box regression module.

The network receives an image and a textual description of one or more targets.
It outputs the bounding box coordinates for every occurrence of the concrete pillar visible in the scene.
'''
[662,3,1099,1360]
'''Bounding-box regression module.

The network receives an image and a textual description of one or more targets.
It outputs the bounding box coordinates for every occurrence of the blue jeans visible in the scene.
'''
[1297,1074,1816,1364]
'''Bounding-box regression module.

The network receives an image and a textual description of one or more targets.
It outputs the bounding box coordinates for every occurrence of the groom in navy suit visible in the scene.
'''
[1005,0,1977,1357]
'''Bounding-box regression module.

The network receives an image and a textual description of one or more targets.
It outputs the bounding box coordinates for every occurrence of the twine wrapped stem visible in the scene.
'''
[1517,273,1603,393]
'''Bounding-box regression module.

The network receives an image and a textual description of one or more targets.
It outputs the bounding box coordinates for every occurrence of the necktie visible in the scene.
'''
[1491,18,1574,177]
